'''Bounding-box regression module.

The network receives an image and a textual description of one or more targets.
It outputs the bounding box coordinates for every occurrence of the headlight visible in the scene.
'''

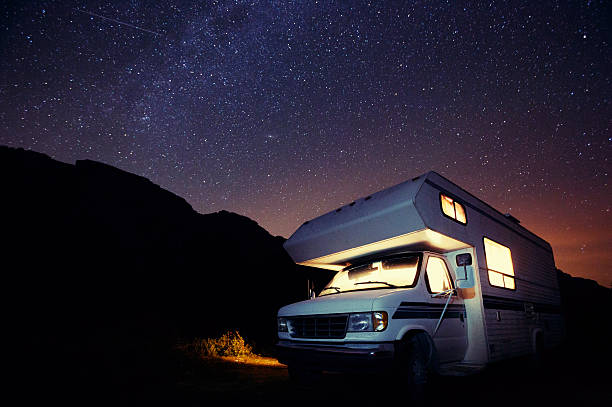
[347,313,372,332]
[278,317,288,332]
[347,312,388,332]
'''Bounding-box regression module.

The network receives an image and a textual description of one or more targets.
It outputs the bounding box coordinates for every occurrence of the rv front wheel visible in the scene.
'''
[395,333,432,403]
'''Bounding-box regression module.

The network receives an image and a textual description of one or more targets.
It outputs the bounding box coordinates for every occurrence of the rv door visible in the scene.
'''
[423,254,468,363]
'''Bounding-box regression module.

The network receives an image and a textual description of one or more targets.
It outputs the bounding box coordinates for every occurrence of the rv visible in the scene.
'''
[276,171,564,386]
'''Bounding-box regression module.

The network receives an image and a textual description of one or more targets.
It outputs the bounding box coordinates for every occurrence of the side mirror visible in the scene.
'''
[456,253,472,267]
[455,253,474,287]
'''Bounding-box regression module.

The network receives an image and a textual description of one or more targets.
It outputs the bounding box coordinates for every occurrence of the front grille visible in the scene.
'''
[288,315,348,339]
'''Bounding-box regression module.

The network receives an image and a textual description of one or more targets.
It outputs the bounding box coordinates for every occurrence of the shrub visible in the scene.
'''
[185,331,253,358]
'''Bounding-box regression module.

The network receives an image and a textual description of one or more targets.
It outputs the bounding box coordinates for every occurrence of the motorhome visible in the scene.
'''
[276,171,564,385]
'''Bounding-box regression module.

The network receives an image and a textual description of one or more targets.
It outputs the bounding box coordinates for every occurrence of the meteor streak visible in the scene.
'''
[74,8,163,37]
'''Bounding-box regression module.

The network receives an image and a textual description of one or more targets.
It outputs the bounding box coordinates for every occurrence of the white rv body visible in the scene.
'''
[277,172,564,375]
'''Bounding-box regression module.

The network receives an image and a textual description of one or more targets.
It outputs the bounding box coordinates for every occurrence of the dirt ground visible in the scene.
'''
[170,353,612,407]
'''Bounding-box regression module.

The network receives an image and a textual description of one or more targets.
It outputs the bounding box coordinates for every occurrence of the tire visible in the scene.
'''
[395,333,434,404]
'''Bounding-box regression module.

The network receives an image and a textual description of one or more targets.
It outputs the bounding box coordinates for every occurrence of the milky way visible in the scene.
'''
[1,1,610,285]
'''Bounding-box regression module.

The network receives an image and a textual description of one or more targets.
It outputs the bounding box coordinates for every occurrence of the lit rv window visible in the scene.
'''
[320,255,420,296]
[425,257,453,293]
[484,237,515,290]
[440,194,466,224]
[454,201,466,223]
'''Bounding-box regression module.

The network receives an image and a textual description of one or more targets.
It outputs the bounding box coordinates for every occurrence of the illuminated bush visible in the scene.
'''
[186,331,253,358]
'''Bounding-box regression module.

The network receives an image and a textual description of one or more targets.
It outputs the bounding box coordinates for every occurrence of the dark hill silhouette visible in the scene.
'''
[556,270,612,354]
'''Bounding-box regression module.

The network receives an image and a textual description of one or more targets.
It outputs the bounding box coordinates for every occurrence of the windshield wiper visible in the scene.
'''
[321,286,341,293]
[354,281,398,288]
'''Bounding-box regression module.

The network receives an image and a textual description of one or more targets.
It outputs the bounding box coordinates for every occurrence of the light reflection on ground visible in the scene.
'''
[214,355,286,368]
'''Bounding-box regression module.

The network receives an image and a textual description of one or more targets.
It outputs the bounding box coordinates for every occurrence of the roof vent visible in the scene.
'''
[504,213,521,224]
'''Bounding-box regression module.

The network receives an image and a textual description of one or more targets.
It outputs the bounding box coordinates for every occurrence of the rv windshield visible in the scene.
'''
[320,255,420,296]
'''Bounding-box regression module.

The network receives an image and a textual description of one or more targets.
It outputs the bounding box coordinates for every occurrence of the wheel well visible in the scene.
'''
[400,329,429,342]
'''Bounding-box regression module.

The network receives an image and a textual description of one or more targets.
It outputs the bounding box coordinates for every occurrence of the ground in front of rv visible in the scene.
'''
[169,351,611,406]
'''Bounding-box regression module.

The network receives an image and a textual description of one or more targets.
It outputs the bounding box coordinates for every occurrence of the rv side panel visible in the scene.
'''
[416,173,564,361]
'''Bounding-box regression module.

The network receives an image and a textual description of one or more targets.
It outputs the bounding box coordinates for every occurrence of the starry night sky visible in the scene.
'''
[1,1,610,285]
